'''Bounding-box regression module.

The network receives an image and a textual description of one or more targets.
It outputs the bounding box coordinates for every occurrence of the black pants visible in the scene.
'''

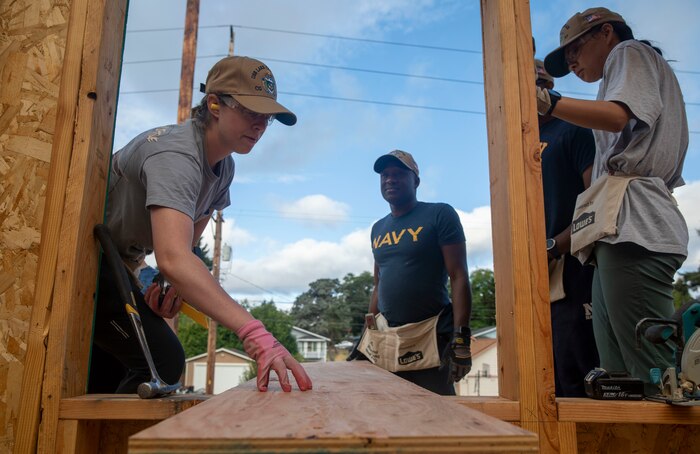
[551,254,599,397]
[88,265,184,393]
[394,334,455,396]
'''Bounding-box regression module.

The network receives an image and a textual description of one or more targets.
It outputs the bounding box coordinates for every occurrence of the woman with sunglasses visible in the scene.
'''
[538,7,689,396]
[90,56,312,395]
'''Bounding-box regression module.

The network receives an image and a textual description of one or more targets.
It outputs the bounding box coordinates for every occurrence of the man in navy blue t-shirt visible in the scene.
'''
[536,59,599,397]
[369,150,473,395]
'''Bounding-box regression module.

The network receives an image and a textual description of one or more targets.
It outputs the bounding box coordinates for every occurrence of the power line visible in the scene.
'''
[124,24,700,74]
[123,54,484,86]
[116,87,700,132]
[126,24,482,54]
[120,55,699,106]
[118,87,487,115]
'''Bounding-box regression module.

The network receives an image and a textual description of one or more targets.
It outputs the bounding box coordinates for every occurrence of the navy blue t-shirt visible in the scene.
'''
[371,201,465,335]
[539,118,595,238]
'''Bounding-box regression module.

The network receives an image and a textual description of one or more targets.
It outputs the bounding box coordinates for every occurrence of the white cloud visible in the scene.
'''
[200,217,255,251]
[277,194,350,227]
[220,227,373,300]
[212,204,493,302]
[676,180,700,272]
[456,206,494,270]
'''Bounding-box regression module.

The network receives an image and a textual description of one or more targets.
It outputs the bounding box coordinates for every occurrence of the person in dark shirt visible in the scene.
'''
[536,59,598,396]
[369,150,473,395]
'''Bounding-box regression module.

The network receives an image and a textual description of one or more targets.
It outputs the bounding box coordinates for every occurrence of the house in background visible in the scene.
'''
[455,326,499,396]
[184,348,253,394]
[184,326,330,394]
[291,326,330,362]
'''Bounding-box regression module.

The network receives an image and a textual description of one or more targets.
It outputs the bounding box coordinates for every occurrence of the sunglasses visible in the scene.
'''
[219,95,275,126]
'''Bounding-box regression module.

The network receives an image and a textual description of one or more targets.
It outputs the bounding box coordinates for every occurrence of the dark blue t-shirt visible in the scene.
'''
[539,118,595,238]
[371,201,466,334]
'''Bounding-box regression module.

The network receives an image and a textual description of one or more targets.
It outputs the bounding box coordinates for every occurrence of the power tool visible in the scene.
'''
[584,367,644,400]
[635,299,700,406]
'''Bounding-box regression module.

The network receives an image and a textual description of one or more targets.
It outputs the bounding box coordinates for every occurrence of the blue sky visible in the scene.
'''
[116,0,700,308]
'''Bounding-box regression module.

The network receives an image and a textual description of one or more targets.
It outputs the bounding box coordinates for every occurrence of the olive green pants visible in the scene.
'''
[592,241,685,396]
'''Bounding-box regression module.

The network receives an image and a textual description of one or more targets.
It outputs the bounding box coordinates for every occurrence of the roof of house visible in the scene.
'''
[471,337,497,358]
[291,326,331,342]
[472,326,497,339]
[185,347,252,363]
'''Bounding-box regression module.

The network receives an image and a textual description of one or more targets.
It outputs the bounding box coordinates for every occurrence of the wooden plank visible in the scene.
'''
[59,395,209,420]
[34,0,127,452]
[453,396,520,421]
[129,362,537,453]
[558,422,578,454]
[576,422,700,453]
[558,398,700,424]
[480,0,558,451]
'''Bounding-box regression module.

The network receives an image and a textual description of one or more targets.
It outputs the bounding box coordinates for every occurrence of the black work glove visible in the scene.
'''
[440,326,472,382]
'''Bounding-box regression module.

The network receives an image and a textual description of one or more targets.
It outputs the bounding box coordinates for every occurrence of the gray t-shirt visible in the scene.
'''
[106,120,234,265]
[593,40,689,256]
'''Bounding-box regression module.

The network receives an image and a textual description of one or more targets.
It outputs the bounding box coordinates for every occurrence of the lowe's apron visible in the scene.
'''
[570,174,640,264]
[357,312,441,372]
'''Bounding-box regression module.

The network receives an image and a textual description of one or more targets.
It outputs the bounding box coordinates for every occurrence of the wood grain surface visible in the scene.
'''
[130,362,537,453]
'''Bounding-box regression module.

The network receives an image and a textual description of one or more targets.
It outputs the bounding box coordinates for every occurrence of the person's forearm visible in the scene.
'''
[552,97,630,132]
[451,275,472,329]
[369,288,379,315]
[553,228,572,258]
[156,250,253,332]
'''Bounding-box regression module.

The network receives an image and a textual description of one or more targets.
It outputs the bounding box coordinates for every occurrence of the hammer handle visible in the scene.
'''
[94,224,137,312]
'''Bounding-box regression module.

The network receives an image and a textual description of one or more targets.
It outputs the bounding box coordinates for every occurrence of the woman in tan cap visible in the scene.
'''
[537,7,689,396]
[90,56,312,394]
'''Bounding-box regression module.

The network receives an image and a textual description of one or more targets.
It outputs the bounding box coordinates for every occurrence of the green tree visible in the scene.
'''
[339,272,374,337]
[469,268,496,329]
[177,300,298,358]
[290,278,350,343]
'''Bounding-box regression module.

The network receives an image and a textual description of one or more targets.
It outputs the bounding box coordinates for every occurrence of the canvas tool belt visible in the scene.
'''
[548,257,566,302]
[357,311,441,372]
[570,174,640,264]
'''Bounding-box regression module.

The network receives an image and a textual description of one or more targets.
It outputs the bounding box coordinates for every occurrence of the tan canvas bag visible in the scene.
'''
[357,312,441,372]
[548,257,566,302]
[570,174,639,264]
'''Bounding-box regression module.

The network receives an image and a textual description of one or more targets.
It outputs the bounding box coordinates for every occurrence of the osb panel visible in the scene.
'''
[577,422,700,453]
[0,0,69,450]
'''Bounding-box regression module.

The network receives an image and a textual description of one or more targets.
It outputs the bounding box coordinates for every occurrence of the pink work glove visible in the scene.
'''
[236,319,313,392]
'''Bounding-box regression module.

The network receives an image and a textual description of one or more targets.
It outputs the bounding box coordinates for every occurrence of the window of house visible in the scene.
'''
[482,363,490,378]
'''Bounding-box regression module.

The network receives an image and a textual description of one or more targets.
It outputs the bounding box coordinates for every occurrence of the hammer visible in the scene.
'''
[94,224,181,398]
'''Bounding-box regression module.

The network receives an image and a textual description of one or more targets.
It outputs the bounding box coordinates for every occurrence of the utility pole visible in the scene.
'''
[206,210,222,394]
[205,25,235,395]
[177,0,200,124]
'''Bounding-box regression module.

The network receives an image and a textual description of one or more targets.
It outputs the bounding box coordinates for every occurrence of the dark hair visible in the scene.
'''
[191,95,213,128]
[609,21,663,56]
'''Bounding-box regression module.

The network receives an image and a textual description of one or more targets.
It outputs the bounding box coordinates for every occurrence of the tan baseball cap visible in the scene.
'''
[202,56,297,126]
[535,59,554,83]
[373,150,419,177]
[544,7,625,78]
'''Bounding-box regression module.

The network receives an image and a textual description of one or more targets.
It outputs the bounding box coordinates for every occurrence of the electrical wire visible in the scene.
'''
[126,24,481,54]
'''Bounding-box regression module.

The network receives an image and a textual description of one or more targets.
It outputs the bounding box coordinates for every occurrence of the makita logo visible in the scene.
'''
[572,212,595,233]
[398,351,423,365]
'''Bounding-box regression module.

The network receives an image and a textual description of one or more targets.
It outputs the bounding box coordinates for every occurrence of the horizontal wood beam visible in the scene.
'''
[59,395,209,420]
[558,398,700,424]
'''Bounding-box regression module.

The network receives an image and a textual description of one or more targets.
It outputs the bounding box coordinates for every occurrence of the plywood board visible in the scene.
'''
[130,362,537,453]
[0,1,68,451]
